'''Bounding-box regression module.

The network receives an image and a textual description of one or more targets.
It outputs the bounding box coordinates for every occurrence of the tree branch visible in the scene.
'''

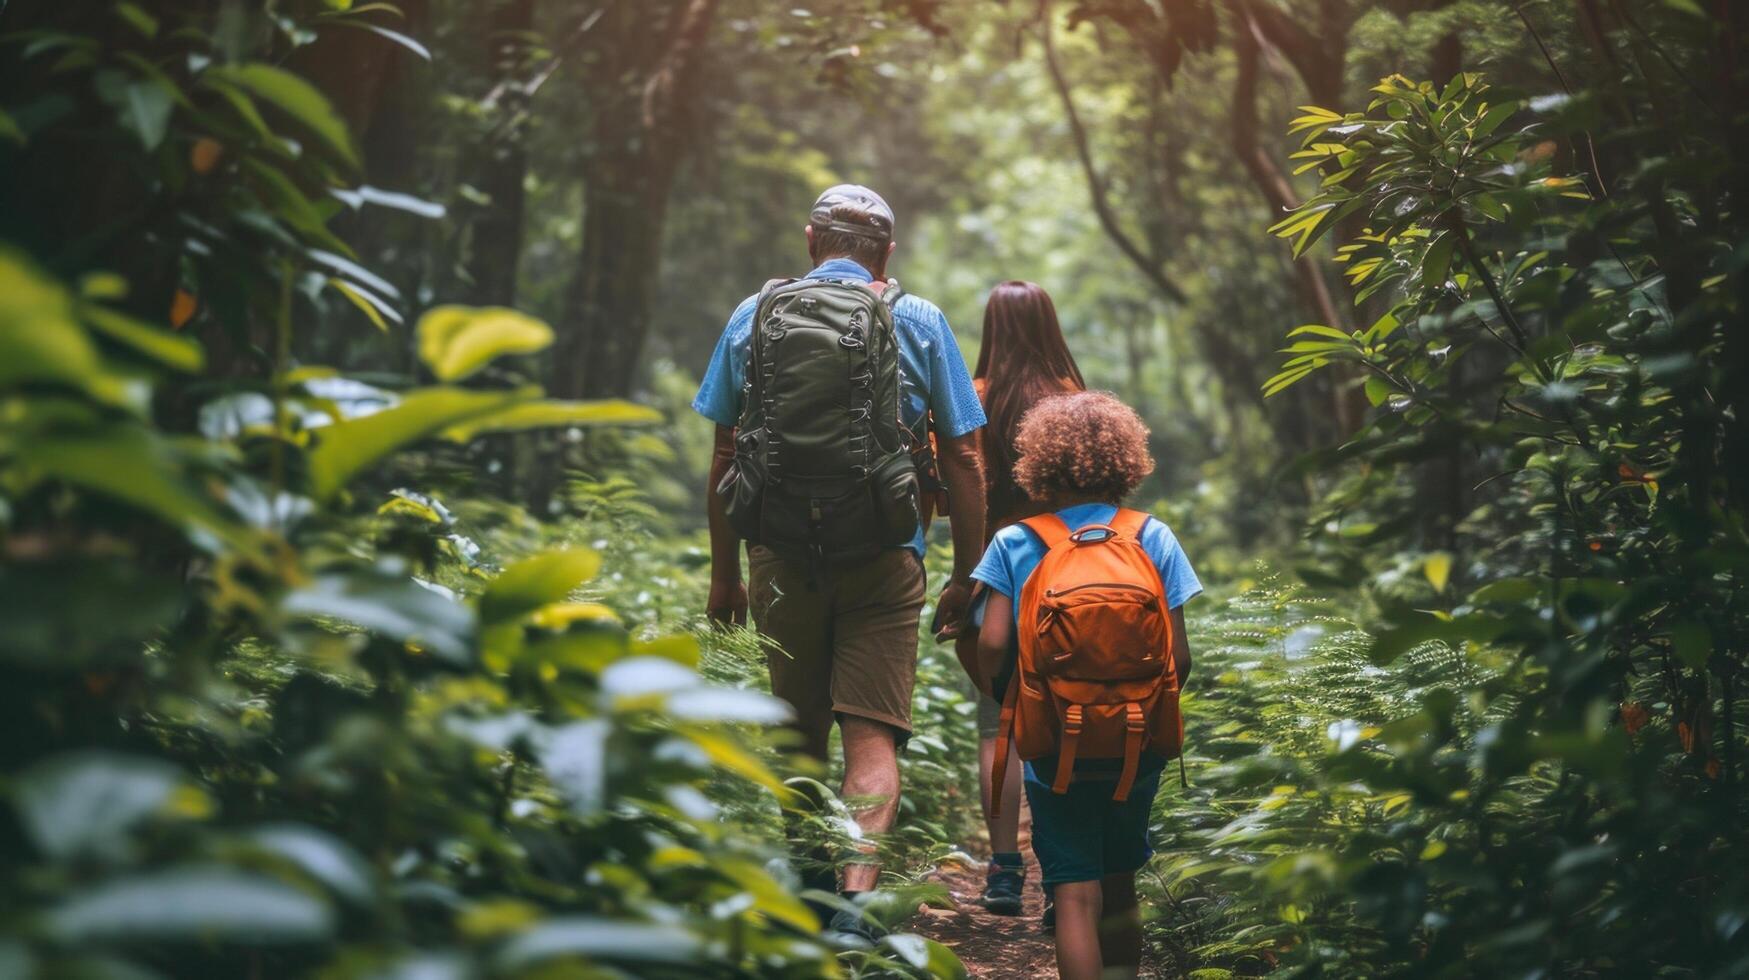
[1040,6,1188,305]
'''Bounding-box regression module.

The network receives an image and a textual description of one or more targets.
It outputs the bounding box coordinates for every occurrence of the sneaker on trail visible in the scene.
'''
[825,906,884,947]
[981,864,1024,916]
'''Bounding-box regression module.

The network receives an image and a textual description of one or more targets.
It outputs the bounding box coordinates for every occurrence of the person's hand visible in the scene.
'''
[934,578,973,641]
[707,577,747,628]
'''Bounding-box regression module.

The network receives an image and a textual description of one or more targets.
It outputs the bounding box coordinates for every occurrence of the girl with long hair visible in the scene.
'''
[960,280,1085,917]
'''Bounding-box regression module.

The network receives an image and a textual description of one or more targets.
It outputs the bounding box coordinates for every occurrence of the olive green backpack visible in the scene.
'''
[716,276,921,567]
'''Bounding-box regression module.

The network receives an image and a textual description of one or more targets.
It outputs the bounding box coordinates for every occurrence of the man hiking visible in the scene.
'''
[695,184,987,938]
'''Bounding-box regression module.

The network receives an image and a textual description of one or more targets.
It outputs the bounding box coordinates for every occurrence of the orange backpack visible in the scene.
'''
[992,509,1183,814]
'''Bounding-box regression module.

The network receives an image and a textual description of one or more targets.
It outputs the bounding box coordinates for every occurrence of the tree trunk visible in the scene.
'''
[554,159,673,398]
[467,0,536,306]
[550,0,720,399]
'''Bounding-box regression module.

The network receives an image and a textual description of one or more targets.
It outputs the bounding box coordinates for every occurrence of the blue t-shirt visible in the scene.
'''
[692,258,986,557]
[971,503,1202,783]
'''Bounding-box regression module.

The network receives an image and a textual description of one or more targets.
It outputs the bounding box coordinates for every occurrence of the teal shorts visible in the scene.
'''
[1024,770,1160,885]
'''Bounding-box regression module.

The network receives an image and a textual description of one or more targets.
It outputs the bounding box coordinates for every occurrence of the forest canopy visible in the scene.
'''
[2,0,1746,976]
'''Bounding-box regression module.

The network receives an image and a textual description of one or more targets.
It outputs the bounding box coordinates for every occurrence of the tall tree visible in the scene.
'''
[553,0,720,399]
[465,0,538,306]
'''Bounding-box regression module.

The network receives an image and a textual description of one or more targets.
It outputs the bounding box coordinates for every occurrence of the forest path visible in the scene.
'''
[910,806,1169,978]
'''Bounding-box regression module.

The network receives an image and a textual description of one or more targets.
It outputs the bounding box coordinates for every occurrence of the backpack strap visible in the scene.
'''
[1110,508,1151,540]
[1019,513,1073,550]
[1051,704,1084,794]
[1112,702,1146,802]
[989,677,1020,819]
[877,276,903,309]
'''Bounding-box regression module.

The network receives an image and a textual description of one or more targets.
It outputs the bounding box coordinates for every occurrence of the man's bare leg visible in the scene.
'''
[839,714,901,893]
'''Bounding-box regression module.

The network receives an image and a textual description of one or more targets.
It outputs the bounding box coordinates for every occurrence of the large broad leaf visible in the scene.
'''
[93,69,174,151]
[600,656,698,699]
[415,306,554,382]
[495,918,703,970]
[80,303,204,372]
[0,559,184,667]
[479,548,601,626]
[243,825,376,906]
[440,399,662,442]
[14,752,187,859]
[11,426,254,553]
[305,387,529,500]
[204,64,358,168]
[664,687,793,725]
[538,720,611,818]
[0,250,106,392]
[281,565,474,663]
[44,866,335,944]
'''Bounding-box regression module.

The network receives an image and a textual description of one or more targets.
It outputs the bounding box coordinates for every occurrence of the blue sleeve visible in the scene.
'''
[971,534,1015,600]
[920,305,986,439]
[1142,519,1203,610]
[690,295,759,427]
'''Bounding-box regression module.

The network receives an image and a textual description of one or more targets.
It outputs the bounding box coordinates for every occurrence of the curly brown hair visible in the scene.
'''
[1012,391,1155,503]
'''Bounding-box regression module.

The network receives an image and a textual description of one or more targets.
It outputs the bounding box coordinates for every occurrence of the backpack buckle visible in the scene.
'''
[838,332,865,350]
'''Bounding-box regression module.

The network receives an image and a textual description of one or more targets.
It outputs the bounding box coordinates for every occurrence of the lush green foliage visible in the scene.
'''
[6,0,1748,977]
[1222,34,1749,975]
[0,3,960,976]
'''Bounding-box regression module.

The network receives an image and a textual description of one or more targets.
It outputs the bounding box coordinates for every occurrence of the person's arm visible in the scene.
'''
[706,425,746,626]
[1170,605,1192,686]
[976,592,1015,698]
[933,429,986,639]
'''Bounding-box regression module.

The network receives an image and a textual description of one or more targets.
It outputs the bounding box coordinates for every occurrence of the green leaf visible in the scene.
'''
[243,825,376,906]
[1288,324,1353,341]
[1364,310,1402,341]
[1471,100,1519,139]
[0,251,107,392]
[1423,552,1453,592]
[1421,233,1455,290]
[496,918,703,969]
[45,867,335,944]
[1364,375,1393,406]
[114,1,159,37]
[281,566,475,663]
[305,386,529,500]
[440,399,662,442]
[0,107,24,145]
[205,64,358,168]
[1672,620,1711,669]
[328,20,431,60]
[480,548,602,626]
[93,70,174,151]
[80,303,204,371]
[15,752,187,859]
[12,426,254,553]
[416,306,554,381]
[327,278,390,331]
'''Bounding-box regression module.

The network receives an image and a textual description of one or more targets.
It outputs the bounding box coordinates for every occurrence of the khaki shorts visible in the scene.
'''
[749,546,926,741]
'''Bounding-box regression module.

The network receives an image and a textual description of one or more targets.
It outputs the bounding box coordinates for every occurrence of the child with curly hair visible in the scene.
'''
[970,391,1201,980]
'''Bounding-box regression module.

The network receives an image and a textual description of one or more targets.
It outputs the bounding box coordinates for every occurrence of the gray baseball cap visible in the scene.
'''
[809,184,894,241]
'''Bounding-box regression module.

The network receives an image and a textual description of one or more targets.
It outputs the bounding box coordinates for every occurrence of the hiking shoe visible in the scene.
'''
[981,865,1024,916]
[825,907,883,947]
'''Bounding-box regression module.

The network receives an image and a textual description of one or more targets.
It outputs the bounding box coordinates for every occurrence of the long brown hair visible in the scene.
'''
[973,281,1086,523]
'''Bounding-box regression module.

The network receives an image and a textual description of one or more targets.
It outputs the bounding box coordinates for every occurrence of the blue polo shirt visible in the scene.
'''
[692,258,986,556]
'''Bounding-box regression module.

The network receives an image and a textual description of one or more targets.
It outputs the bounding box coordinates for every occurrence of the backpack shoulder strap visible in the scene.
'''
[878,276,903,309]
[1110,508,1151,540]
[1019,513,1073,550]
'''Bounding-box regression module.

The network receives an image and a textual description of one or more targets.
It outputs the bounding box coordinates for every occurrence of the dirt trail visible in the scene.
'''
[911,808,1168,978]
